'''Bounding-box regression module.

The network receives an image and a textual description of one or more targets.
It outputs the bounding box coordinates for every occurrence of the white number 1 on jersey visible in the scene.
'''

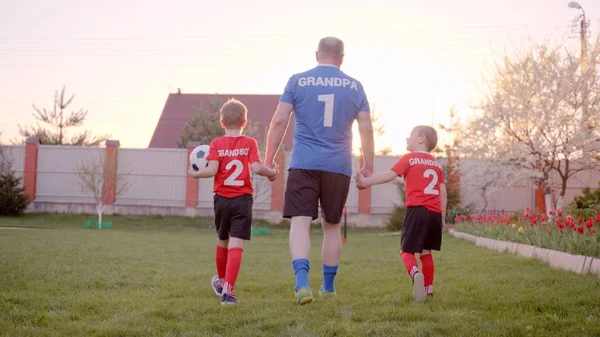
[318,94,334,127]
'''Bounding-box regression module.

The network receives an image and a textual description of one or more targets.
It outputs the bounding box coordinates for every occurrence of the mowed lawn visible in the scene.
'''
[1,214,599,337]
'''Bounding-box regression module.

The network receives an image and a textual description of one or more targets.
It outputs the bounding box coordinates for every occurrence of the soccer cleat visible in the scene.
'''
[295,287,314,305]
[211,275,223,297]
[412,272,426,303]
[220,293,238,305]
[318,287,337,298]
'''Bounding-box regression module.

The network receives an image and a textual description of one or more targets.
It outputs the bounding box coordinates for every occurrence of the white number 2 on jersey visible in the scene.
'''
[224,159,244,186]
[318,94,334,127]
[423,169,439,195]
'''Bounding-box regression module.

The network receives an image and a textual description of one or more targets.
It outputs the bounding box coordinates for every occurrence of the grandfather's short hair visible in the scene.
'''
[318,37,344,57]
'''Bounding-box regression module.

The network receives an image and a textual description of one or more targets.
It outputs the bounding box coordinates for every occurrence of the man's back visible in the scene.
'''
[280,65,370,176]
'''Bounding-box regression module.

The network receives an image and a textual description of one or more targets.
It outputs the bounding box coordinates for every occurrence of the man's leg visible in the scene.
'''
[321,218,341,296]
[290,216,313,298]
[283,169,320,305]
[319,171,350,297]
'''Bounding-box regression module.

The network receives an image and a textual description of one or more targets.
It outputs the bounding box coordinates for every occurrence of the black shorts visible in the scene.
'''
[214,194,253,241]
[401,206,443,253]
[283,169,351,224]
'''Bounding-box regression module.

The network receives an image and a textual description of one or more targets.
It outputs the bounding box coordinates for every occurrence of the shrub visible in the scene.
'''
[0,171,30,216]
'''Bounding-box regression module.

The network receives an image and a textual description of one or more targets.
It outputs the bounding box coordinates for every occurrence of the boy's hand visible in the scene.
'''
[356,167,371,190]
[188,167,200,178]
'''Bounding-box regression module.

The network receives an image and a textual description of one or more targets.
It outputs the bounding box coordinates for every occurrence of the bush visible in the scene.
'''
[562,205,600,221]
[570,182,600,209]
[387,205,406,232]
[0,172,30,216]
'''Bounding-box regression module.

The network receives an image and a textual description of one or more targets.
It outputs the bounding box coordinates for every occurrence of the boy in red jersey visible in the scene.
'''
[188,98,279,305]
[356,125,447,303]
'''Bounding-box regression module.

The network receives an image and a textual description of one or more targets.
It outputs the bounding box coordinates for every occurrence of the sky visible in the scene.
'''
[1,0,599,154]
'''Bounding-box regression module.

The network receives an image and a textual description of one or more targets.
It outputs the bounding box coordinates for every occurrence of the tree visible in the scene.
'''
[459,158,536,212]
[352,107,392,155]
[438,106,462,211]
[17,86,109,146]
[178,96,226,148]
[0,133,30,216]
[465,38,600,214]
[74,152,130,228]
[0,132,13,176]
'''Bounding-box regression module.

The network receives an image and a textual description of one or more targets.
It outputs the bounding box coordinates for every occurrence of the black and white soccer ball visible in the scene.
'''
[189,145,210,171]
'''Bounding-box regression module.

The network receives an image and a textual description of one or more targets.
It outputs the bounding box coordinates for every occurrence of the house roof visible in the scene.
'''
[148,93,294,149]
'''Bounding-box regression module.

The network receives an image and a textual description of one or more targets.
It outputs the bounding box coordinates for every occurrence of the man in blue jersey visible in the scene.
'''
[264,37,375,305]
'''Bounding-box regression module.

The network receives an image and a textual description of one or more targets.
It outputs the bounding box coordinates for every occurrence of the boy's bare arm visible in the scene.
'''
[357,170,398,187]
[440,183,447,226]
[251,162,279,178]
[188,160,219,178]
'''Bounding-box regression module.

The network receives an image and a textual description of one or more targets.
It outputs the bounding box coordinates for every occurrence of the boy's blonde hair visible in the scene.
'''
[416,125,438,152]
[220,98,247,129]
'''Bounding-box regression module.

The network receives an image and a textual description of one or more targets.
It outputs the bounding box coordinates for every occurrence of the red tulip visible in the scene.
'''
[595,214,600,223]
[549,211,554,216]
[547,230,552,236]
[586,219,593,229]
[577,226,585,234]
[556,221,565,229]
[578,217,583,224]
[557,209,562,217]
[592,229,597,234]
[530,218,537,226]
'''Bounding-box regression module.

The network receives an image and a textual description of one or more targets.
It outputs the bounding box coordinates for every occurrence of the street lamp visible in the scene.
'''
[568,1,587,61]
[568,1,582,10]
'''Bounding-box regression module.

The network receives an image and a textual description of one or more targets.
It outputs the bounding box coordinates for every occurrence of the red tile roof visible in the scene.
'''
[148,93,294,149]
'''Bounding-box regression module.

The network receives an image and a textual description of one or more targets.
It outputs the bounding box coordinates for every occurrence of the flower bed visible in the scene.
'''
[454,208,600,258]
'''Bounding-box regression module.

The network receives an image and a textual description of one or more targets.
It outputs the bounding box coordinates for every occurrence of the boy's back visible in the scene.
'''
[391,151,444,213]
[208,135,261,198]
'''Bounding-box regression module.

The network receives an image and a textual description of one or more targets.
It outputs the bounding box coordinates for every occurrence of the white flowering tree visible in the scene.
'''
[464,37,600,214]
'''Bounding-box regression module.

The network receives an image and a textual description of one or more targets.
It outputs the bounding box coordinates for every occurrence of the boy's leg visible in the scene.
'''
[421,210,443,296]
[319,171,350,297]
[214,239,229,293]
[400,207,427,303]
[283,169,320,304]
[212,195,231,296]
[420,251,434,295]
[221,195,252,305]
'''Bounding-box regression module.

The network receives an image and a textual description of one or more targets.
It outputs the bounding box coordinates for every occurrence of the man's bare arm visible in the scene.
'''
[264,102,293,167]
[356,111,375,173]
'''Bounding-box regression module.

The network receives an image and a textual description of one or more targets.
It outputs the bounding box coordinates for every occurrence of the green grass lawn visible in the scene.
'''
[1,214,599,337]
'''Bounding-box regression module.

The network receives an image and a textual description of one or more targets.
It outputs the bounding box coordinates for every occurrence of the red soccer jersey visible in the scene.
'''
[391,151,445,213]
[206,136,261,198]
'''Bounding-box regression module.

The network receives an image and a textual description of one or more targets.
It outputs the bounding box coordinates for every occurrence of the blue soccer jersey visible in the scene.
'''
[280,64,370,176]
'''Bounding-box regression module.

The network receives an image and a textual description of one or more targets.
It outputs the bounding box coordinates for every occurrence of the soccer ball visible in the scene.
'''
[190,145,210,171]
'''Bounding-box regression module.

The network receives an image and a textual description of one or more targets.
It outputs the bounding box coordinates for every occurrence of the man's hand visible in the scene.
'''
[355,167,372,190]
[267,163,279,181]
[266,161,278,182]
